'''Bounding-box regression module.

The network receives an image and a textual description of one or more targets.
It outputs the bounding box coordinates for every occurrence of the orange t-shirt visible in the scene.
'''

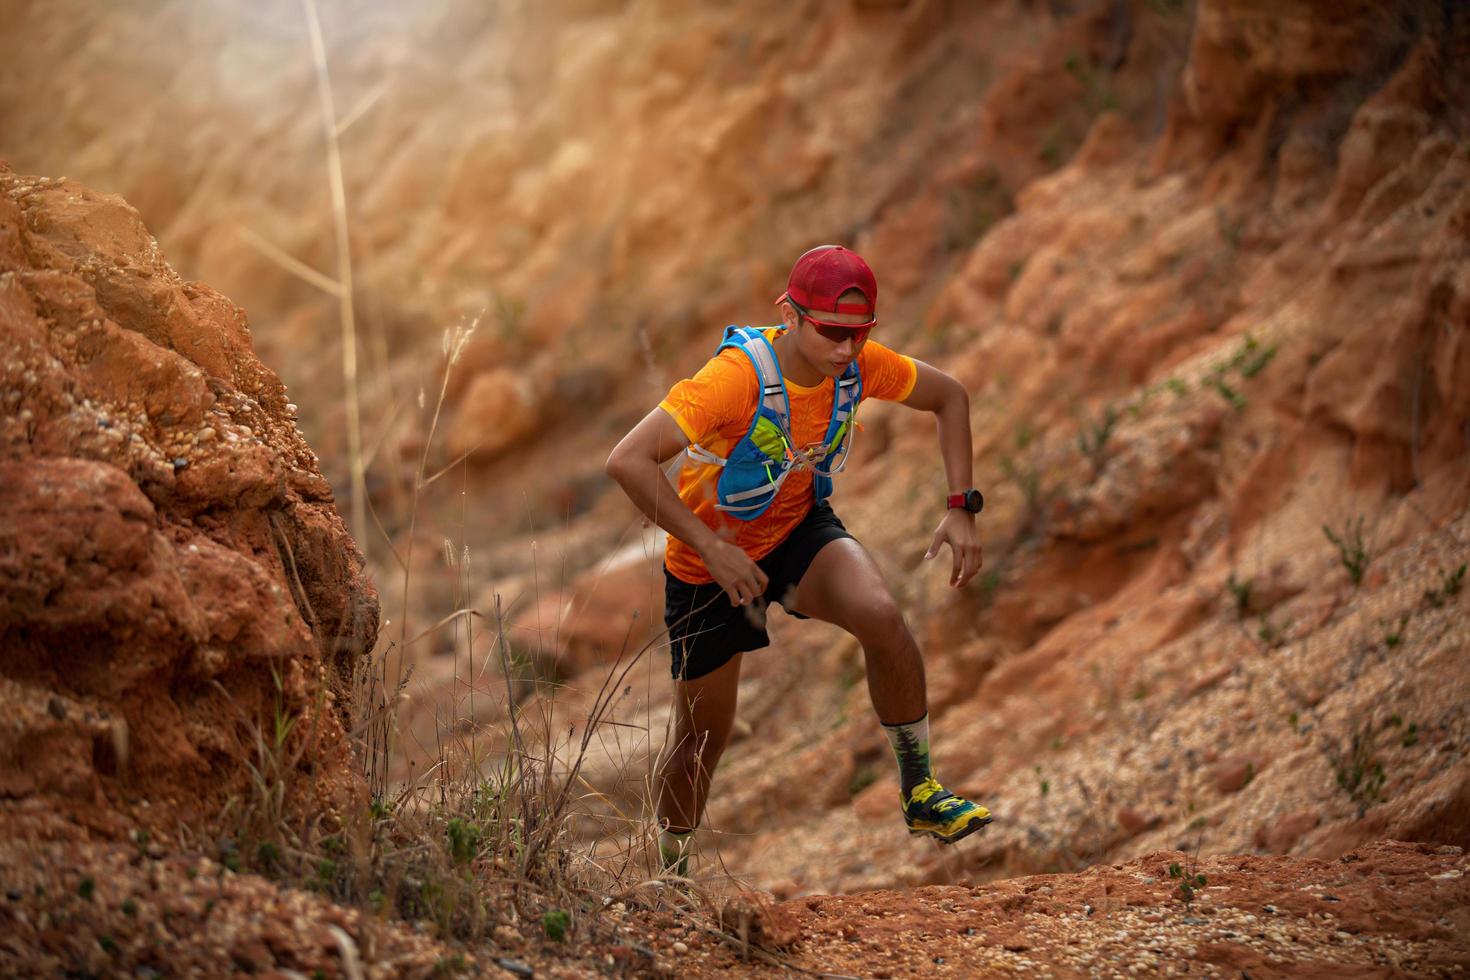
[658,329,918,584]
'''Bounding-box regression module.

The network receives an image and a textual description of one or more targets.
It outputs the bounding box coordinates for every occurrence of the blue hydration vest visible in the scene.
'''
[685,326,863,521]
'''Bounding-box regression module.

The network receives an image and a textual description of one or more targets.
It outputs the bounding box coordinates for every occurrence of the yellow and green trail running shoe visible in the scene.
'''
[902,777,992,844]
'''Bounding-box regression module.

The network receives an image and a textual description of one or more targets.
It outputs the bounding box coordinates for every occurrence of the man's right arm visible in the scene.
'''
[604,407,769,606]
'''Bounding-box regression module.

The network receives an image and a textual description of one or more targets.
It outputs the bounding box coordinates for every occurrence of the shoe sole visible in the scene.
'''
[908,814,993,845]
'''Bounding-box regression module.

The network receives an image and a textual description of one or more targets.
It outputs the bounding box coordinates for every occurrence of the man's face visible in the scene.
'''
[781,293,873,377]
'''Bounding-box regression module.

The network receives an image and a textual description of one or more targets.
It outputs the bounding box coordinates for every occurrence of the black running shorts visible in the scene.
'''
[663,501,854,681]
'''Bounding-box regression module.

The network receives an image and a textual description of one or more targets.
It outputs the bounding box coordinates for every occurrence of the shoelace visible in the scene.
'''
[909,778,974,815]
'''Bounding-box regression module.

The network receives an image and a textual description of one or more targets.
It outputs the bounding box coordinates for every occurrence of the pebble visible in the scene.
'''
[672,941,689,954]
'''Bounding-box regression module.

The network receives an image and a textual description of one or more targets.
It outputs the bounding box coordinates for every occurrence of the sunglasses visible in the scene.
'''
[787,298,874,345]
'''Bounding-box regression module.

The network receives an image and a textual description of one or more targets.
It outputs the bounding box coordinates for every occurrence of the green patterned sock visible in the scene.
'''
[881,713,932,798]
[658,827,693,875]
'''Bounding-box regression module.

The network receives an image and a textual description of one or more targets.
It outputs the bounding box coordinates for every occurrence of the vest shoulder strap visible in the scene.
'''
[718,327,790,430]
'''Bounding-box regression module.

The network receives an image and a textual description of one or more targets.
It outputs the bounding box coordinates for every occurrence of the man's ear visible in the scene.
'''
[779,301,800,331]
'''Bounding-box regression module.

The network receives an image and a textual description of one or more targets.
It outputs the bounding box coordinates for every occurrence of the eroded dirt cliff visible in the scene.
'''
[0,164,375,839]
[2,0,1469,977]
[686,0,1470,894]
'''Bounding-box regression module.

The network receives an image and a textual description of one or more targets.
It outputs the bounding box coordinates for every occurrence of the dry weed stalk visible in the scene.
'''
[300,0,367,554]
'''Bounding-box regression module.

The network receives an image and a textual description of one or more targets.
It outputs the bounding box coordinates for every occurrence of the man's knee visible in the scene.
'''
[851,594,912,650]
[667,724,727,772]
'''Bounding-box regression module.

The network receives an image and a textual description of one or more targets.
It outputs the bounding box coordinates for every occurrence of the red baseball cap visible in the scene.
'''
[776,245,878,327]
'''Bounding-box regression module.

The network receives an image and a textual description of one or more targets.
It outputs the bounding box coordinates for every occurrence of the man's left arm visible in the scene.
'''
[899,358,983,588]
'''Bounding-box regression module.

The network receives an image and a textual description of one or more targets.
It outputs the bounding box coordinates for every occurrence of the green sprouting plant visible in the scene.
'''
[543,909,571,942]
[1238,343,1277,379]
[1383,615,1408,649]
[219,839,241,874]
[1288,711,1300,733]
[1165,377,1189,397]
[1322,517,1369,586]
[447,818,481,866]
[1445,564,1466,597]
[78,877,95,901]
[1328,727,1386,817]
[1220,334,1278,380]
[1168,812,1209,908]
[1384,714,1421,751]
[312,859,338,892]
[1226,572,1252,616]
[433,955,469,976]
[1198,334,1276,413]
[1424,563,1466,608]
[1169,862,1208,903]
[1258,616,1283,648]
[1077,403,1119,471]
[1035,765,1050,797]
[1206,374,1247,411]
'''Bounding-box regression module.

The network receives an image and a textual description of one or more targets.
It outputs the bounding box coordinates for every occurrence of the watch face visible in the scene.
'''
[965,489,984,513]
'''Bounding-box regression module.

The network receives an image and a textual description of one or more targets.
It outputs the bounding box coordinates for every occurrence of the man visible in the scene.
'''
[605,245,991,872]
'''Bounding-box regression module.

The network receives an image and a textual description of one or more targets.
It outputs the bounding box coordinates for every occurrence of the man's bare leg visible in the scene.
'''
[788,538,925,725]
[791,537,992,841]
[656,652,744,836]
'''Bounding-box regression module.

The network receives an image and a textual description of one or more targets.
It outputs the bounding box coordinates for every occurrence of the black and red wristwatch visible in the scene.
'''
[946,488,985,514]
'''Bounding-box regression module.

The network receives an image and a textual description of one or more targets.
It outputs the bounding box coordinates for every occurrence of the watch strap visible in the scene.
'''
[946,488,984,514]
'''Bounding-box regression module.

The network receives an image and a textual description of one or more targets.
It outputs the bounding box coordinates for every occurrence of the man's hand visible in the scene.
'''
[703,539,770,607]
[924,510,983,588]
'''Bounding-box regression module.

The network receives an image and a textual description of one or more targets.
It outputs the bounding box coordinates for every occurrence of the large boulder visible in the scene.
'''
[0,165,376,835]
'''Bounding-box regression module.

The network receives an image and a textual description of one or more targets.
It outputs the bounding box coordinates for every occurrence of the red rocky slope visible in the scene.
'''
[0,164,375,838]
